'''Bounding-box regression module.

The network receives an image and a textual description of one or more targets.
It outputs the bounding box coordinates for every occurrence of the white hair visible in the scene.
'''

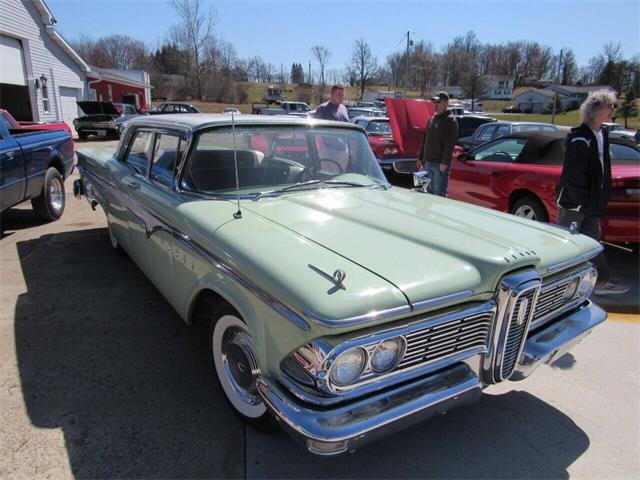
[580,89,617,124]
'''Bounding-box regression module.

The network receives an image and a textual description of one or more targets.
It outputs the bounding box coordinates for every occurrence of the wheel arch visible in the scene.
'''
[48,156,65,177]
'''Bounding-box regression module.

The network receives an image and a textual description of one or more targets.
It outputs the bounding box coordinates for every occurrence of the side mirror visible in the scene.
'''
[458,152,473,161]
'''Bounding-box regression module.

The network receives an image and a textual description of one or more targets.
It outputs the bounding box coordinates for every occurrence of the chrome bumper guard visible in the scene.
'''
[258,301,606,455]
[257,362,482,455]
[511,300,606,380]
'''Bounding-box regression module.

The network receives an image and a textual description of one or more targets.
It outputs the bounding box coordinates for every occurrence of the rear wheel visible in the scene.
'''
[510,195,548,222]
[32,167,65,221]
[209,306,278,432]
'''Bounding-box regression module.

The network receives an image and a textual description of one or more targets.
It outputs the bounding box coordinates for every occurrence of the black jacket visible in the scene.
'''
[418,110,458,165]
[557,123,612,216]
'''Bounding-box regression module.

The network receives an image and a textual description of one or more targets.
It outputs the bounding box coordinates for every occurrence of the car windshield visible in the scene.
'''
[366,120,392,136]
[180,125,389,196]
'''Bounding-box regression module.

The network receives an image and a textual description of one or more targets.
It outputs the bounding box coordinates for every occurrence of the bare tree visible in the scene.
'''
[461,69,488,110]
[347,39,378,98]
[311,45,331,96]
[603,42,623,63]
[169,0,216,100]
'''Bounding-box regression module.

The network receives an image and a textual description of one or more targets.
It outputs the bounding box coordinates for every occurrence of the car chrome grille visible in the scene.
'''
[397,311,493,370]
[500,288,537,380]
[529,278,573,328]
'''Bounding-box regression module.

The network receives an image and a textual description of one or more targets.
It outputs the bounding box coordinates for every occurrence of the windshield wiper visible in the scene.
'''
[255,179,385,199]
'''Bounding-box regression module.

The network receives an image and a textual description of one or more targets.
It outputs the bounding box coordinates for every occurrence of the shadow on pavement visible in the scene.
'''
[593,246,639,314]
[248,389,590,479]
[1,208,48,239]
[15,228,245,479]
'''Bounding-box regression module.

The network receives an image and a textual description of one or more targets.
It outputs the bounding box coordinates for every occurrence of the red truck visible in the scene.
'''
[0,108,72,136]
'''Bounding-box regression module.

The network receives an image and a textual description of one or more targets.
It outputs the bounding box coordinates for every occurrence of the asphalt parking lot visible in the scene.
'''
[1,140,638,478]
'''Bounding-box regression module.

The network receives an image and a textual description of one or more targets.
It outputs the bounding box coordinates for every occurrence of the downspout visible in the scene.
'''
[87,76,101,100]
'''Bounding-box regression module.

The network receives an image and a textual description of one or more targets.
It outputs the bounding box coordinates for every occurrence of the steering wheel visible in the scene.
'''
[489,151,512,162]
[318,157,344,174]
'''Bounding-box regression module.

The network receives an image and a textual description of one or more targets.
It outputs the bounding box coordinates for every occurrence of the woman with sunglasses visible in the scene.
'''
[556,90,628,295]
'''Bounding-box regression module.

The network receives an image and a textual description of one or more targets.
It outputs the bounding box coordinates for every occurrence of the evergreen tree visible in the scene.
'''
[619,89,638,128]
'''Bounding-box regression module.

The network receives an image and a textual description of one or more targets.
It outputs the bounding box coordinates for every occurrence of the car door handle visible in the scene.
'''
[124,179,140,190]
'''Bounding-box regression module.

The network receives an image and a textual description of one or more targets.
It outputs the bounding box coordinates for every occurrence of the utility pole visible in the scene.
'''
[405,30,410,93]
[308,60,311,85]
[556,48,564,84]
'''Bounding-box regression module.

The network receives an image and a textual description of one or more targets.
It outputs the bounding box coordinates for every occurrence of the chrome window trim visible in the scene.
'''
[545,247,602,274]
[285,300,496,399]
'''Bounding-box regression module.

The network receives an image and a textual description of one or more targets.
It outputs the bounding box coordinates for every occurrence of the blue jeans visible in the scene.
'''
[425,161,450,197]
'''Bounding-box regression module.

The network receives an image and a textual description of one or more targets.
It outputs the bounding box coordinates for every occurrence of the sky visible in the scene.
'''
[45,0,640,76]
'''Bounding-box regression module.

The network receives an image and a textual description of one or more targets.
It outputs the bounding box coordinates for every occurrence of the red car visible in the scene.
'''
[448,131,639,244]
[0,108,72,136]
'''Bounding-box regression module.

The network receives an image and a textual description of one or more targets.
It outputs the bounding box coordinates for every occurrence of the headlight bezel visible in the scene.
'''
[370,337,407,373]
[328,347,368,387]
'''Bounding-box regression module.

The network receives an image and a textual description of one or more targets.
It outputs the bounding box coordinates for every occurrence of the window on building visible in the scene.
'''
[41,76,50,113]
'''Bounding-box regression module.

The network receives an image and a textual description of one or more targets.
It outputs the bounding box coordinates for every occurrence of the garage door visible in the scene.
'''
[59,87,80,135]
[0,35,32,120]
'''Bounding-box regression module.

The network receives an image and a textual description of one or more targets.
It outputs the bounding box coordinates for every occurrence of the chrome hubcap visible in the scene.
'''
[221,327,261,406]
[49,177,64,213]
[514,205,537,220]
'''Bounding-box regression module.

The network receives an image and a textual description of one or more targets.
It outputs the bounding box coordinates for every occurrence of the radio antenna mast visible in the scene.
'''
[231,112,242,219]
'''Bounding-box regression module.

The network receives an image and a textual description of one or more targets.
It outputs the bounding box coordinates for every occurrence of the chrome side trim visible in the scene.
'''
[304,305,412,328]
[545,247,602,274]
[82,169,311,331]
[412,290,475,312]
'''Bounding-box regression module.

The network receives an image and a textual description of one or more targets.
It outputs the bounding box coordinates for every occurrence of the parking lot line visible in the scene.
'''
[606,312,640,323]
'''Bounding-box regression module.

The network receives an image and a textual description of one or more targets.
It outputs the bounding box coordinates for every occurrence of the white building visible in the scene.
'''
[485,75,514,100]
[513,88,571,113]
[0,0,88,129]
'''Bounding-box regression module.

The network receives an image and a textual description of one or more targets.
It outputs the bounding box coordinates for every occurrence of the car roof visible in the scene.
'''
[126,113,362,132]
[485,121,559,127]
[352,116,389,122]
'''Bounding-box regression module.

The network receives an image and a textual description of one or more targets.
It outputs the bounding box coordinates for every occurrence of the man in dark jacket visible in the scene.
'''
[417,92,458,196]
[557,90,628,295]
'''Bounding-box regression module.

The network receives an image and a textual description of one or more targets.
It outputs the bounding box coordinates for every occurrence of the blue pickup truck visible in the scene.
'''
[0,119,74,221]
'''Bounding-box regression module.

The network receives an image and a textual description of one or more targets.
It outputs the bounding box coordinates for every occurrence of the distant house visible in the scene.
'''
[484,75,514,99]
[1,0,152,133]
[513,88,571,114]
[87,66,152,112]
[548,84,616,108]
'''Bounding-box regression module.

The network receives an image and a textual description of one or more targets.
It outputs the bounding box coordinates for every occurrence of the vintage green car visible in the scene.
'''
[75,114,606,455]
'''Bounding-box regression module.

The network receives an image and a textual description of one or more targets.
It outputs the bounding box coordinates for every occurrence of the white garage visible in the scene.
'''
[58,86,80,134]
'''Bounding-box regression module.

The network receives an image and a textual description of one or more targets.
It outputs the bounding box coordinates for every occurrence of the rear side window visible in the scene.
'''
[125,131,154,175]
[610,143,640,165]
[478,125,496,140]
[151,134,182,185]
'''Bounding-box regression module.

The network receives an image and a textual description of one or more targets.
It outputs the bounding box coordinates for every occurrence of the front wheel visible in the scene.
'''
[510,195,548,222]
[209,307,278,432]
[32,167,65,221]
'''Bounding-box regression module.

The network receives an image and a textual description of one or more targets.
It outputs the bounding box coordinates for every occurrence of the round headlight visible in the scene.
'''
[371,337,405,373]
[578,269,598,297]
[563,277,580,302]
[329,348,366,387]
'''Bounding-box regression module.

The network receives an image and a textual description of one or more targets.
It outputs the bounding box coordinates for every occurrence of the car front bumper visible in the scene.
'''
[257,301,606,455]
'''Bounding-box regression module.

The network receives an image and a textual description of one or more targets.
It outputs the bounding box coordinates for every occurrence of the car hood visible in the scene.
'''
[234,188,598,306]
[77,101,119,116]
[385,98,434,155]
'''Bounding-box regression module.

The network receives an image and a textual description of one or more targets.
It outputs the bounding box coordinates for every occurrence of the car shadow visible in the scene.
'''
[1,208,49,239]
[247,388,590,479]
[14,228,246,478]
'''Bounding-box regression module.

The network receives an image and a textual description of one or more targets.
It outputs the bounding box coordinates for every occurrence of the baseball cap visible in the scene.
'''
[431,91,450,102]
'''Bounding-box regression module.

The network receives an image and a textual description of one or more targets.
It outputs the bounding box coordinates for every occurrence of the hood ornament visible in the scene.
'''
[308,264,347,292]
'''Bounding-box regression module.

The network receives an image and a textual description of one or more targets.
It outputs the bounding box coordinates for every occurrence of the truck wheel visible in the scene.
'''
[510,195,548,222]
[78,132,87,140]
[209,306,278,432]
[32,167,65,221]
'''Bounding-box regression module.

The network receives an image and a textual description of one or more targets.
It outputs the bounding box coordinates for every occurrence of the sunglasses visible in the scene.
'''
[611,103,619,109]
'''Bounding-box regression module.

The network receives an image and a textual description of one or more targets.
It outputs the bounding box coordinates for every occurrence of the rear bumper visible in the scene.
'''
[258,301,606,455]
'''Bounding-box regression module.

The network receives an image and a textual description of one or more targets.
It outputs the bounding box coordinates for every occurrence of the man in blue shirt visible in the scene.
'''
[313,84,349,122]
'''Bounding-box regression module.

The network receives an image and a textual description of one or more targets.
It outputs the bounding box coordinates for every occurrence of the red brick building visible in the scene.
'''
[87,66,152,112]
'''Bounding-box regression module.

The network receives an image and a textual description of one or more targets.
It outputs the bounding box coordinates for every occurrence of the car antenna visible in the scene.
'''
[231,112,242,219]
